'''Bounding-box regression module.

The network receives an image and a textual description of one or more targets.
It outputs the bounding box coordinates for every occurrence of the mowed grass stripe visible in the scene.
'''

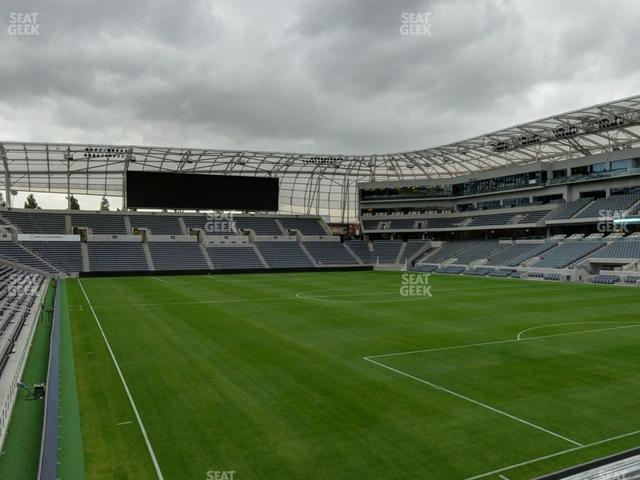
[77,280,164,480]
[68,272,640,479]
[67,280,158,480]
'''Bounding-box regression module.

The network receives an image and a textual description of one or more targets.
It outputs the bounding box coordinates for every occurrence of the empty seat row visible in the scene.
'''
[545,198,593,220]
[206,246,264,269]
[370,241,403,263]
[130,215,184,235]
[279,218,327,235]
[0,242,59,275]
[589,240,640,259]
[71,213,128,234]
[575,193,640,219]
[21,241,84,273]
[423,240,481,263]
[0,266,44,377]
[303,242,358,265]
[1,211,67,234]
[468,213,517,227]
[255,242,313,268]
[454,241,506,264]
[148,242,208,270]
[533,242,605,268]
[591,275,620,284]
[86,242,149,272]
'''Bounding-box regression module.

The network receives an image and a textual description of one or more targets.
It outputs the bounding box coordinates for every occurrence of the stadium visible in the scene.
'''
[2,2,640,480]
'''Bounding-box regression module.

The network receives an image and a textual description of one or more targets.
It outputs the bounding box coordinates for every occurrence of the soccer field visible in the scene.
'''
[64,271,640,480]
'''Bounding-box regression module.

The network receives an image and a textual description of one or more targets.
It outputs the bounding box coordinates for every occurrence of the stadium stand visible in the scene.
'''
[421,240,480,263]
[487,242,557,267]
[533,241,605,268]
[468,213,516,227]
[544,273,562,281]
[370,240,403,263]
[181,214,235,234]
[427,217,468,228]
[206,246,264,270]
[1,211,67,234]
[463,267,494,276]
[0,264,46,451]
[487,269,515,278]
[591,275,620,284]
[130,215,184,235]
[345,240,372,263]
[148,242,209,270]
[0,207,639,281]
[255,242,314,268]
[415,264,438,272]
[389,219,417,230]
[589,240,640,259]
[279,218,327,235]
[71,213,127,234]
[0,269,40,370]
[399,240,428,263]
[575,193,640,218]
[516,209,553,223]
[86,241,149,272]
[435,265,465,274]
[0,242,59,275]
[235,217,283,235]
[545,198,593,220]
[21,241,84,273]
[362,220,380,230]
[303,242,358,265]
[453,241,506,264]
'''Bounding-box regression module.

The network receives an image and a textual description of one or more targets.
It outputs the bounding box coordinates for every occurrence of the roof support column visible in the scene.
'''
[66,148,71,210]
[0,143,10,207]
[123,149,132,210]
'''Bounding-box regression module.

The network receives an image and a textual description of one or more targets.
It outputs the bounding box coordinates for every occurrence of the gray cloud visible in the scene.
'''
[1,0,639,156]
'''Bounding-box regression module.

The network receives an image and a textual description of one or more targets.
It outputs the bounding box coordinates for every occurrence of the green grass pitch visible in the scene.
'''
[63,271,640,479]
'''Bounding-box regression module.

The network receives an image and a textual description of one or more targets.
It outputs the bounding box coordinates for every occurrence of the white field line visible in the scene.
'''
[152,277,169,284]
[295,291,428,304]
[464,428,640,480]
[90,297,281,309]
[86,281,532,309]
[515,321,634,340]
[116,420,133,426]
[367,323,640,360]
[78,280,165,480]
[364,357,583,447]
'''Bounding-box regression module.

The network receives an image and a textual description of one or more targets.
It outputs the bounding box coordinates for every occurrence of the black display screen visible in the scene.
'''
[126,171,279,210]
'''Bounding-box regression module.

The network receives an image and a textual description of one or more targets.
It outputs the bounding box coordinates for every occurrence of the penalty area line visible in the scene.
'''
[367,323,640,360]
[364,356,583,448]
[464,428,640,480]
[78,279,165,480]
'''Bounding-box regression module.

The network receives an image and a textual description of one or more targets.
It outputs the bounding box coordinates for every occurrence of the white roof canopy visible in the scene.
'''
[2,94,640,222]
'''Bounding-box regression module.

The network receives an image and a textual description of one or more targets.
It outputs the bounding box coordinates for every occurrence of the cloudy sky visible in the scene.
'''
[2,0,640,208]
